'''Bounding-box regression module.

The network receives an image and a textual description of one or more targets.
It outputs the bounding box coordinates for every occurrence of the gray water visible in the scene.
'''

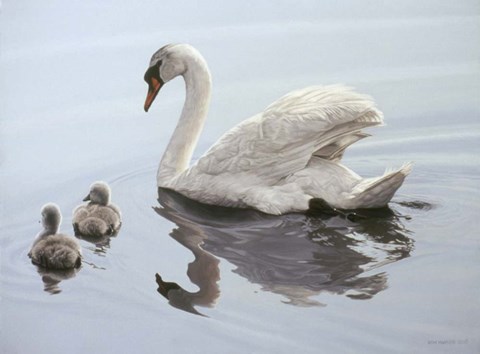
[1,1,479,353]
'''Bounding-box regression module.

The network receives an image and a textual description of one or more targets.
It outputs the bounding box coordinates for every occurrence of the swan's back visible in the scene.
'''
[195,85,383,183]
[168,84,410,213]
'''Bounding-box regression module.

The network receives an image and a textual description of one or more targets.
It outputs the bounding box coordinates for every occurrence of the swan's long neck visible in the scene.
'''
[157,54,211,186]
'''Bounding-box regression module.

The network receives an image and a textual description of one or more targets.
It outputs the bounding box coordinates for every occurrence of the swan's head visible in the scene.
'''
[83,181,111,206]
[144,43,202,112]
[41,203,62,232]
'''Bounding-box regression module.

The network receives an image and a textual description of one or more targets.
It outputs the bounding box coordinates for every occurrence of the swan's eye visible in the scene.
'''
[144,60,162,84]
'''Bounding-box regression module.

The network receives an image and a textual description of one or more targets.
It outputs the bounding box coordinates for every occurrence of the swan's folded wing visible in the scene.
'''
[196,85,383,183]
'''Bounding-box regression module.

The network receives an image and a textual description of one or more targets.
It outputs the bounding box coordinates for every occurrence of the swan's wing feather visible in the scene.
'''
[313,132,371,162]
[196,85,383,183]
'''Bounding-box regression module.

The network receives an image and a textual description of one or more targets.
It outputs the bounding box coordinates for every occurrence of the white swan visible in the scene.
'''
[73,182,122,237]
[29,203,82,269]
[143,44,412,215]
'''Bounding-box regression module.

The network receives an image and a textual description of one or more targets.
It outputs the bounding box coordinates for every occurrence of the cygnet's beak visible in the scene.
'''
[83,194,91,202]
[144,76,164,112]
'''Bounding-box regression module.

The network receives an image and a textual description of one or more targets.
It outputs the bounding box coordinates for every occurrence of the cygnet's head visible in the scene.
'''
[41,203,62,232]
[83,181,111,206]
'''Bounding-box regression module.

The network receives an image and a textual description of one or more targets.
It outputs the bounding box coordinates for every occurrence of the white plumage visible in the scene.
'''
[144,44,411,215]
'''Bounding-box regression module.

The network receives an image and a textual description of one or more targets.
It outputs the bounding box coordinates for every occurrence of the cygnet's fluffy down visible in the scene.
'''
[29,203,82,269]
[73,181,122,237]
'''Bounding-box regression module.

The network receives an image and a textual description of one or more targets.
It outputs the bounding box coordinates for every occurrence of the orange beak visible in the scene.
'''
[144,77,163,112]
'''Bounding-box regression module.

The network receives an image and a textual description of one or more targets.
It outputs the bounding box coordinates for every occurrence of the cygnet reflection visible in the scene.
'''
[36,267,80,295]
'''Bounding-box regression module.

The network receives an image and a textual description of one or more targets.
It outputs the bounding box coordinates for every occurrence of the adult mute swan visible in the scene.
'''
[73,182,122,237]
[29,203,82,269]
[143,43,412,215]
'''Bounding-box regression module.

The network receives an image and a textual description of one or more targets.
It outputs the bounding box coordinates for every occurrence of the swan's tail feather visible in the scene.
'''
[349,162,413,209]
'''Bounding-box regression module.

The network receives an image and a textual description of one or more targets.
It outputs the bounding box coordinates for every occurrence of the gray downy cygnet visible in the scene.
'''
[73,181,122,237]
[29,203,82,269]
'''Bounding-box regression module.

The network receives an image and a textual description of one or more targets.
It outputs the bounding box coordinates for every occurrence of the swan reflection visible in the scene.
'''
[154,189,414,315]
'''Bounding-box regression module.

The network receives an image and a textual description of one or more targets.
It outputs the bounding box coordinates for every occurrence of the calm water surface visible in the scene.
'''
[1,2,479,353]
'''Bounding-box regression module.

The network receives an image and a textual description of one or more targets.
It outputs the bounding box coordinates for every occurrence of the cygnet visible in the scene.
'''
[73,181,122,237]
[29,203,82,269]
